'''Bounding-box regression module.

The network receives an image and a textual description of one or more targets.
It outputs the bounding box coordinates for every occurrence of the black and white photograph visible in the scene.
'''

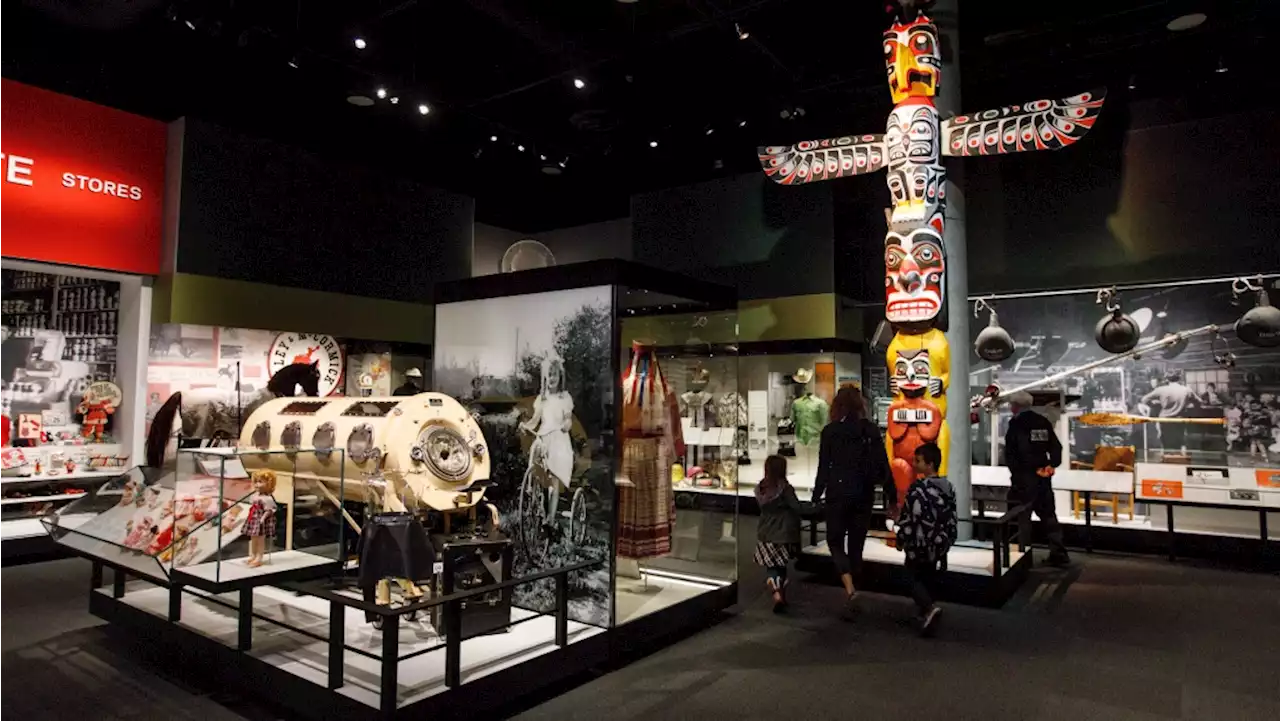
[434,287,615,627]
[970,278,1280,468]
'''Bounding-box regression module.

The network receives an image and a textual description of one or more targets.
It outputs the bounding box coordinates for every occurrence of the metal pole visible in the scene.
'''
[934,0,971,538]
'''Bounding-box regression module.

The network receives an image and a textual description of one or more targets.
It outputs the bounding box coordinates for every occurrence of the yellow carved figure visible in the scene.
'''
[884,328,951,508]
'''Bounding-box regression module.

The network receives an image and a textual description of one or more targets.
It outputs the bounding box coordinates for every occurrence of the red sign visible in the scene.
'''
[1,80,166,275]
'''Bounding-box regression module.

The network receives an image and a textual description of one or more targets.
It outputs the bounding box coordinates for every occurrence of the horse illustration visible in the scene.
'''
[144,361,321,468]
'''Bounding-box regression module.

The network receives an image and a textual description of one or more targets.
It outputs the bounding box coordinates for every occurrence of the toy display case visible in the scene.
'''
[44,448,345,589]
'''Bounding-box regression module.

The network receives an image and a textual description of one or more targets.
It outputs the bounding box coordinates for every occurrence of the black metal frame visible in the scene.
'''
[1137,498,1277,565]
[83,554,604,720]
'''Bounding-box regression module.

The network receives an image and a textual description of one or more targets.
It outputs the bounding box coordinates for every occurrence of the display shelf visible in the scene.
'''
[0,492,86,506]
[1,513,93,540]
[1,469,127,485]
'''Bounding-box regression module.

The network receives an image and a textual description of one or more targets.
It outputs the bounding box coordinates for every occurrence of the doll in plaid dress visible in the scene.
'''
[244,470,278,567]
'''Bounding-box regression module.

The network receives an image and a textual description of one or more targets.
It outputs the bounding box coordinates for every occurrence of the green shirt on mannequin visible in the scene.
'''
[791,394,828,446]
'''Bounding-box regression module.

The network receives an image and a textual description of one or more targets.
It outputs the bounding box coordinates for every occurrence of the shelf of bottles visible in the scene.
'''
[1,270,121,370]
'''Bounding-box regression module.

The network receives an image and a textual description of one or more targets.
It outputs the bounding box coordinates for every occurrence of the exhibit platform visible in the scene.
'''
[796,505,1034,608]
[83,554,736,721]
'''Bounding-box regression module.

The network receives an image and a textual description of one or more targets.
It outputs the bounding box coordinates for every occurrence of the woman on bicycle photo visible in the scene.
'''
[520,356,574,531]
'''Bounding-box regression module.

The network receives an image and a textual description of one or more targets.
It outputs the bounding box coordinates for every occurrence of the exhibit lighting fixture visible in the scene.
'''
[559,158,567,168]
[973,298,1016,362]
[1166,13,1207,32]
[738,119,747,128]
[354,37,367,49]
[517,144,525,152]
[540,154,547,161]
[649,140,658,148]
[1216,58,1228,73]
[736,23,749,40]
[1094,287,1140,353]
[418,103,430,115]
[389,96,399,104]
[573,77,586,89]
[185,19,197,30]
[1128,74,1137,90]
[288,56,299,69]
[490,135,498,142]
[1232,276,1280,348]
[705,126,715,135]
[376,87,388,99]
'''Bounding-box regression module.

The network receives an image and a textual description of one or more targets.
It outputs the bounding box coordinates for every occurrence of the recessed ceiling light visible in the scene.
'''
[517,144,525,152]
[490,135,498,142]
[376,87,388,99]
[347,95,375,107]
[418,103,430,115]
[354,37,367,49]
[649,140,658,148]
[1166,13,1207,32]
[573,77,586,90]
[389,96,399,104]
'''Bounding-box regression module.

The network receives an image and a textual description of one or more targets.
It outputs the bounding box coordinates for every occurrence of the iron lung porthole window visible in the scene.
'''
[313,422,336,459]
[251,421,271,450]
[347,423,376,463]
[418,426,473,482]
[281,421,302,450]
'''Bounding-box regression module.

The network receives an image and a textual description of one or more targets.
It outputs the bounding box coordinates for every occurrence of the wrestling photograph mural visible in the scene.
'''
[758,0,1105,513]
[434,287,615,627]
[969,278,1280,470]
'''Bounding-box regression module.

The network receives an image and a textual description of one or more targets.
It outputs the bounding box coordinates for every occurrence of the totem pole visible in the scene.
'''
[758,0,1104,511]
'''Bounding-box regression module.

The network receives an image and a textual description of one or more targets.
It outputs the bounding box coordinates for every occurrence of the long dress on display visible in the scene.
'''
[617,343,683,560]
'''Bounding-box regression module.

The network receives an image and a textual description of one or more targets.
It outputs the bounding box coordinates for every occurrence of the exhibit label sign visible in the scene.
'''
[1,79,166,275]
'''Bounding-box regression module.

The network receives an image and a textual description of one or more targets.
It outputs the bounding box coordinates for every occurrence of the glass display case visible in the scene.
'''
[616,286,739,624]
[43,448,345,587]
[432,260,740,631]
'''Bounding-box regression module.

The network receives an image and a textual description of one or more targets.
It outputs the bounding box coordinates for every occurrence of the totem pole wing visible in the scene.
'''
[942,88,1106,157]
[758,134,887,185]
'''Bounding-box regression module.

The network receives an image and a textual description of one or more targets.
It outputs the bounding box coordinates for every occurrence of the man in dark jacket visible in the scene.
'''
[1004,391,1069,566]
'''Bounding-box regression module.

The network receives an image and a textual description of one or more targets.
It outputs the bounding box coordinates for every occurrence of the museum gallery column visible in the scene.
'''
[936,0,972,535]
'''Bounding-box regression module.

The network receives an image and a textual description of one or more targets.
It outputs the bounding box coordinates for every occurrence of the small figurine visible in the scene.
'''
[244,470,278,568]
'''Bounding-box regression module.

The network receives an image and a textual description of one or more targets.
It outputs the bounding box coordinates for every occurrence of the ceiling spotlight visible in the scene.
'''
[389,96,399,104]
[184,19,197,31]
[1127,74,1137,90]
[418,103,430,115]
[735,23,749,40]
[517,144,525,152]
[573,77,586,90]
[490,135,498,142]
[354,37,367,50]
[1215,58,1228,73]
[473,148,484,159]
[376,87,388,99]
[738,119,747,128]
[540,154,547,161]
[288,56,299,69]
[705,126,715,135]
[649,140,658,148]
[1166,13,1207,32]
[558,158,567,168]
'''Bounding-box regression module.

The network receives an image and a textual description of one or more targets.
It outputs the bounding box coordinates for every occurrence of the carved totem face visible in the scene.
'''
[885,214,945,325]
[892,348,933,398]
[883,15,941,104]
[885,99,945,224]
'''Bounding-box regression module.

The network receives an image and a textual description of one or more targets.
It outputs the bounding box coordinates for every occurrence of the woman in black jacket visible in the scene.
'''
[812,386,890,616]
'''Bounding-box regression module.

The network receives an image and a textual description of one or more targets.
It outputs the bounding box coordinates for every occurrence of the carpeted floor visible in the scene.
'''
[3,552,1279,721]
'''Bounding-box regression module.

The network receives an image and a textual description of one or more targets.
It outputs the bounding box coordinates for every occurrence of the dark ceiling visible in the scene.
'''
[4,0,1276,231]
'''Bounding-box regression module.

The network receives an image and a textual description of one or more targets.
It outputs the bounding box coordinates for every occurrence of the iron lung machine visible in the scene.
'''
[237,393,512,637]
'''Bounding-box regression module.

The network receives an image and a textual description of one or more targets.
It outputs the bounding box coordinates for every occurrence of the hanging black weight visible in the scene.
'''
[974,311,1015,362]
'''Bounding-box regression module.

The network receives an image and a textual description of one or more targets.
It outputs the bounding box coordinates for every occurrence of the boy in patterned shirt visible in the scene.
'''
[893,442,957,636]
